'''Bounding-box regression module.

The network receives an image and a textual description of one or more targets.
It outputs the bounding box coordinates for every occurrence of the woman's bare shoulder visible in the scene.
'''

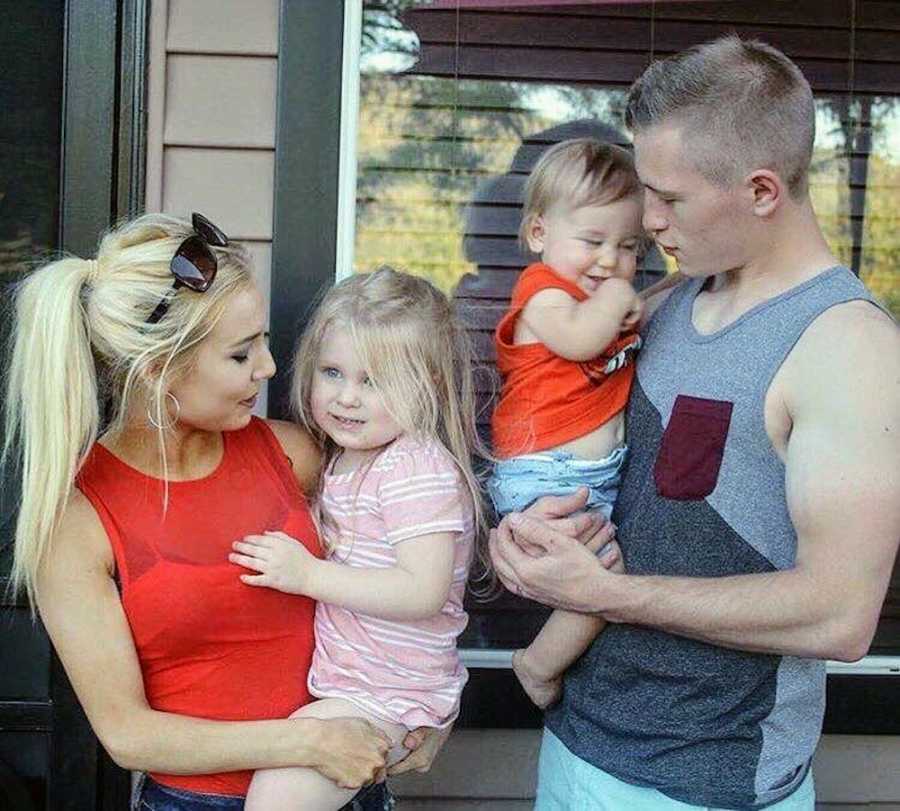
[54,489,115,569]
[264,419,323,493]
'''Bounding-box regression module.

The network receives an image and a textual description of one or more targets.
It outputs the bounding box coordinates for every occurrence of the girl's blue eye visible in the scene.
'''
[322,366,340,378]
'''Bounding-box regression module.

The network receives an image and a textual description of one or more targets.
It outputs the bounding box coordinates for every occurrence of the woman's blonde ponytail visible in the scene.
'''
[4,213,255,610]
[4,257,100,606]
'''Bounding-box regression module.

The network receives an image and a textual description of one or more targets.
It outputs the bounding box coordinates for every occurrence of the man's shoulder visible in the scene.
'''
[780,298,898,413]
[793,298,896,361]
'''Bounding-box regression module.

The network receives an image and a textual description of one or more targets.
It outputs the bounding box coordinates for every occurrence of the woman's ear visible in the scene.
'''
[745,169,783,218]
[524,215,547,255]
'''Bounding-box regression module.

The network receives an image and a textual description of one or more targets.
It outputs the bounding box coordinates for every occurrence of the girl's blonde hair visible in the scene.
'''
[292,267,490,576]
[3,212,255,607]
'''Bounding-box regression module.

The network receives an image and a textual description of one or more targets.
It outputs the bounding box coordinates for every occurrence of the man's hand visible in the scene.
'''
[388,724,452,775]
[515,488,615,553]
[489,489,620,612]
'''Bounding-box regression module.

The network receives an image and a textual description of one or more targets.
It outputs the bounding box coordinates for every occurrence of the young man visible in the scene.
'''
[490,35,900,810]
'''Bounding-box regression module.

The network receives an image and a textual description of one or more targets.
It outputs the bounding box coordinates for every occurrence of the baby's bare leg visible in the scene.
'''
[515,537,621,709]
[515,610,607,709]
[245,698,407,811]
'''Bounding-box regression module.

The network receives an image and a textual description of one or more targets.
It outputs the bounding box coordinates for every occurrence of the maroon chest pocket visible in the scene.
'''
[654,395,733,500]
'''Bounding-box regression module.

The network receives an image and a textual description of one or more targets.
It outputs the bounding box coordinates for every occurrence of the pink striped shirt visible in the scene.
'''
[308,435,474,728]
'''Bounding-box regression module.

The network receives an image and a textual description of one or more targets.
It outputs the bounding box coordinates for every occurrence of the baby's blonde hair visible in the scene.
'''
[519,138,641,251]
[292,267,489,574]
[3,213,255,607]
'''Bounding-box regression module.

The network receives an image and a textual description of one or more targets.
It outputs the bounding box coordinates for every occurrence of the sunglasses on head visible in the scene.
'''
[145,212,230,324]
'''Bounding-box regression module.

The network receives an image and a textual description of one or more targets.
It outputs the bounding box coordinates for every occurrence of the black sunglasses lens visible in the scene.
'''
[191,212,229,247]
[171,236,217,291]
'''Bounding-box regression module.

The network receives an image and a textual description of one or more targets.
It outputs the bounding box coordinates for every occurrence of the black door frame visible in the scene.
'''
[268,1,347,418]
[1,1,147,808]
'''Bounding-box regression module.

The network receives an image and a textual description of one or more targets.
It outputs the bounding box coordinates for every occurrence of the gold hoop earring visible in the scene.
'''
[147,392,181,430]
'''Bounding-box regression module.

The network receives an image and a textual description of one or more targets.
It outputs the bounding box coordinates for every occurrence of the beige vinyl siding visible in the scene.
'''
[145,0,278,409]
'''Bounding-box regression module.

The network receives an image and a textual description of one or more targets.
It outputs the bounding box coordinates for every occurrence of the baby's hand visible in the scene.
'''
[621,294,644,331]
[229,531,318,594]
[596,277,642,331]
[512,649,562,709]
[596,538,626,574]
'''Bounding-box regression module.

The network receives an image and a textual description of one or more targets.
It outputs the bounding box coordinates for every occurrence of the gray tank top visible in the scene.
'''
[546,266,884,808]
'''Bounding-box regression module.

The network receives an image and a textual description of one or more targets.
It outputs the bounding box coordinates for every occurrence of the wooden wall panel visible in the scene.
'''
[164,55,277,147]
[161,148,274,239]
[167,0,278,54]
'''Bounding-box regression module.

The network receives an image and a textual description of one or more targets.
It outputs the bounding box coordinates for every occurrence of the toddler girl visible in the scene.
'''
[489,138,644,708]
[230,267,485,811]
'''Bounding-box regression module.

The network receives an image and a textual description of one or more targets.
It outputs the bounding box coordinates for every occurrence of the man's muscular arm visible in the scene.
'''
[491,302,900,661]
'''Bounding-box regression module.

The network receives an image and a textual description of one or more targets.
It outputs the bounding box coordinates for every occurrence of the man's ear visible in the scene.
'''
[524,215,547,255]
[745,169,783,218]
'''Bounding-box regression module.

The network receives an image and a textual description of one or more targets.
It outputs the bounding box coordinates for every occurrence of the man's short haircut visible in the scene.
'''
[519,138,640,248]
[625,35,816,199]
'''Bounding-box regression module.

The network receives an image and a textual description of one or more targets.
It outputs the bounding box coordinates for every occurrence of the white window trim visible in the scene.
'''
[336,0,363,281]
[459,649,900,676]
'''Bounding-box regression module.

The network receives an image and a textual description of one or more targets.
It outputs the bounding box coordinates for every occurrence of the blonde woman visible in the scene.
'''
[227,268,486,811]
[4,213,443,810]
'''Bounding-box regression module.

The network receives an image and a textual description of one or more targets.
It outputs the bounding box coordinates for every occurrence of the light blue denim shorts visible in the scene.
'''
[536,728,815,811]
[487,445,627,518]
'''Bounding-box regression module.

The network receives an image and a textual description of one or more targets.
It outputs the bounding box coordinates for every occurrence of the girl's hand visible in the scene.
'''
[229,531,318,595]
[388,724,452,775]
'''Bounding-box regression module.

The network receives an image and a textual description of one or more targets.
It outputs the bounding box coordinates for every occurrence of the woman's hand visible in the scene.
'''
[230,531,319,595]
[310,717,392,789]
[388,724,452,776]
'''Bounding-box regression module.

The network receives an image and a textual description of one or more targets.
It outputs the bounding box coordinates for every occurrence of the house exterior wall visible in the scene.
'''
[144,2,900,808]
[144,0,277,409]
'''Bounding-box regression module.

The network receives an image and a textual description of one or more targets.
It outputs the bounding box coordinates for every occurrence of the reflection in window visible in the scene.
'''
[354,1,900,652]
[355,1,899,320]
[0,0,64,581]
[0,0,64,277]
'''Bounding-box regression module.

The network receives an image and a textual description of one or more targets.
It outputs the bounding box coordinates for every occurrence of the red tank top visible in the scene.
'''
[77,417,319,796]
[492,263,641,457]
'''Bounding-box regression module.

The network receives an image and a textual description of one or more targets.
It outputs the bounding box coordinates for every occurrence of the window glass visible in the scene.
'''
[0,5,64,804]
[355,0,900,652]
[0,0,65,580]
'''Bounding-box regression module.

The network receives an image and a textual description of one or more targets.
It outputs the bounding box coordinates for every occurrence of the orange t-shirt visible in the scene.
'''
[491,263,641,458]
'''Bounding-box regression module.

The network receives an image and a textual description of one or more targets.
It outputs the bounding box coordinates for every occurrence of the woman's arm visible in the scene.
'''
[36,492,389,788]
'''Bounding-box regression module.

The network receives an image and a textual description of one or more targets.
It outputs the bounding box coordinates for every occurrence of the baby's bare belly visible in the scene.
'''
[545,412,625,460]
